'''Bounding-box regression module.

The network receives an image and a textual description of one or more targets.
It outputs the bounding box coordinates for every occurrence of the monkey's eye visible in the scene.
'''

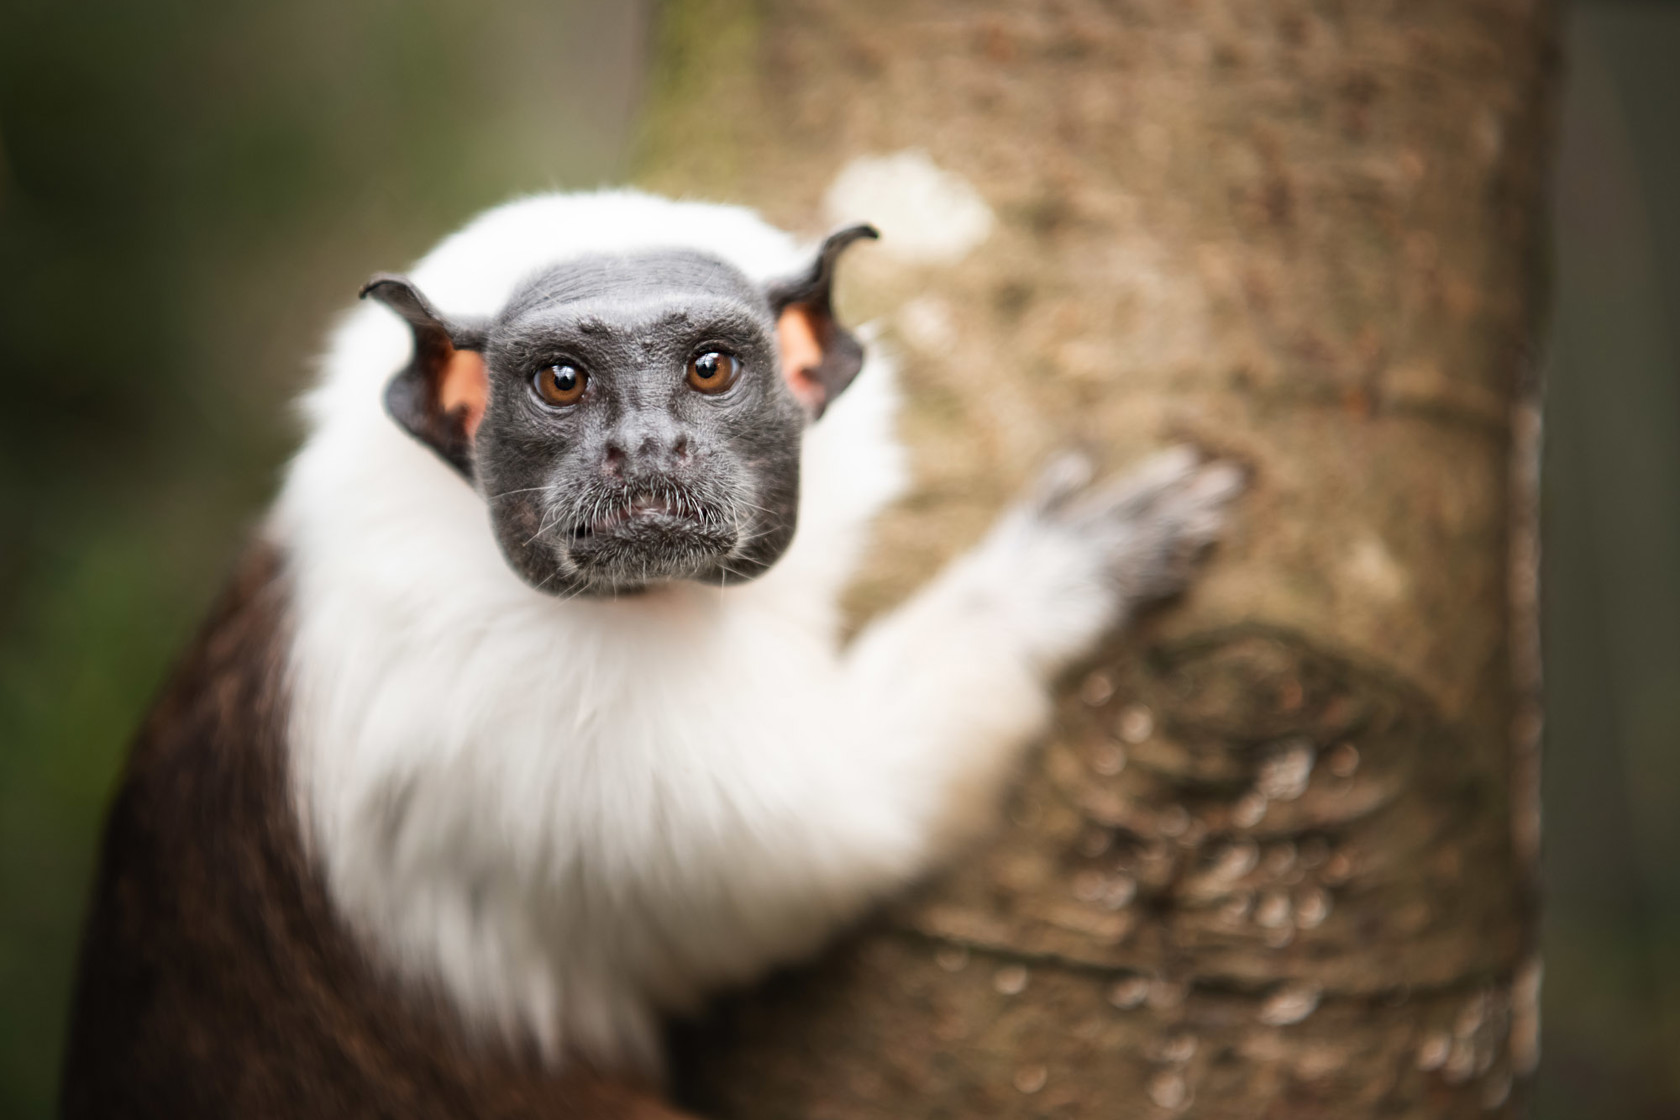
[685,350,741,395]
[534,363,587,407]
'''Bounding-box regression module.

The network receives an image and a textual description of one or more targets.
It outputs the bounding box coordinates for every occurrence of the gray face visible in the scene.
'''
[361,226,876,598]
[478,252,805,596]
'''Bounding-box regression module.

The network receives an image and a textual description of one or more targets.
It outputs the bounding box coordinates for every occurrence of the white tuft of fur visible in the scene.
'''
[272,189,1239,1074]
[823,150,995,264]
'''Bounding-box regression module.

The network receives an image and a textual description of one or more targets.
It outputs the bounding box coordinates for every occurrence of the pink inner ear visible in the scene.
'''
[440,349,489,438]
[776,306,825,411]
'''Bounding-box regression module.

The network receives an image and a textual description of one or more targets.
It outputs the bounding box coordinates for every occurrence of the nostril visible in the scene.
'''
[602,445,627,478]
[672,435,691,462]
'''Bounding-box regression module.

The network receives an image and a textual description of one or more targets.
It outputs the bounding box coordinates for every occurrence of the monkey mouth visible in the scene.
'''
[570,491,713,540]
[559,487,738,585]
[500,479,795,596]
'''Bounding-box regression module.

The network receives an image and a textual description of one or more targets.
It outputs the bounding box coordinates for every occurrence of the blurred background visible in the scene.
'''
[0,1,1673,1116]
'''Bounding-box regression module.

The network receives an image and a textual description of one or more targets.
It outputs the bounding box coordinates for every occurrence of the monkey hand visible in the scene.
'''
[969,445,1247,673]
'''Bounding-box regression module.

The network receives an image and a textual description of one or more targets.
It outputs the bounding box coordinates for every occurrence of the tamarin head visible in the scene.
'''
[361,224,877,597]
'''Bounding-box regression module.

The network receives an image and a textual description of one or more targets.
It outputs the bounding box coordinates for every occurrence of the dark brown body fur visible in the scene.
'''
[60,545,686,1119]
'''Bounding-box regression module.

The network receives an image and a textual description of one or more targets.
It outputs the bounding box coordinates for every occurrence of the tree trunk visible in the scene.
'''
[638,1,1554,1115]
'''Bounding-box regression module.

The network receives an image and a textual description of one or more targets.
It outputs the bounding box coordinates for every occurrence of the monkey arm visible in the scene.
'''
[840,447,1245,862]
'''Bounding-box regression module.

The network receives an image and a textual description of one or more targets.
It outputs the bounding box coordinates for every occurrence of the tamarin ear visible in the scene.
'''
[765,224,878,418]
[360,274,490,479]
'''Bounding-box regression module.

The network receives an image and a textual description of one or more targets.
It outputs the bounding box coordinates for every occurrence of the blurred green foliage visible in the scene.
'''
[1541,6,1680,1118]
[0,0,644,1112]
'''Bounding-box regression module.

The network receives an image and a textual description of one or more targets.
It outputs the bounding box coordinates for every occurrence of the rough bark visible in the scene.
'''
[638,1,1554,1115]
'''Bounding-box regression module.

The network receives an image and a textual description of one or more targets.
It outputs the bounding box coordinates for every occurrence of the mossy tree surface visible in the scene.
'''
[640,1,1554,1116]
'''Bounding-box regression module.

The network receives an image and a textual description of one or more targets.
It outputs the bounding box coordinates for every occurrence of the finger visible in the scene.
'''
[1186,460,1249,506]
[1071,445,1202,522]
[1024,450,1096,514]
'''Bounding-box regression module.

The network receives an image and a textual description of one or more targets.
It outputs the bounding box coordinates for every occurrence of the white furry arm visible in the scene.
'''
[845,447,1246,855]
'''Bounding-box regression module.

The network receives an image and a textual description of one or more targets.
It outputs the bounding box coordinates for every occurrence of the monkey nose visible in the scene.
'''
[602,431,693,477]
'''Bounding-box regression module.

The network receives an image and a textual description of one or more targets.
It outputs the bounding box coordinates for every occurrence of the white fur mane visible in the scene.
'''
[271,192,912,1070]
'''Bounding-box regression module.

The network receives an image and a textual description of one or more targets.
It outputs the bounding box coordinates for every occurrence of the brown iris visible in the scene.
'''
[686,350,740,394]
[534,363,587,406]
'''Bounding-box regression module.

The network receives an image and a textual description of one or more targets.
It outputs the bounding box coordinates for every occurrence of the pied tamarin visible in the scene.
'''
[60,191,1243,1118]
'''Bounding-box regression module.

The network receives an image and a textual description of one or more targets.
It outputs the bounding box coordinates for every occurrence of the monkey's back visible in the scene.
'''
[58,544,680,1120]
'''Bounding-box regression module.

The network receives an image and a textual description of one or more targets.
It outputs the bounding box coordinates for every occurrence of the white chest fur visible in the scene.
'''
[272,191,911,1070]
